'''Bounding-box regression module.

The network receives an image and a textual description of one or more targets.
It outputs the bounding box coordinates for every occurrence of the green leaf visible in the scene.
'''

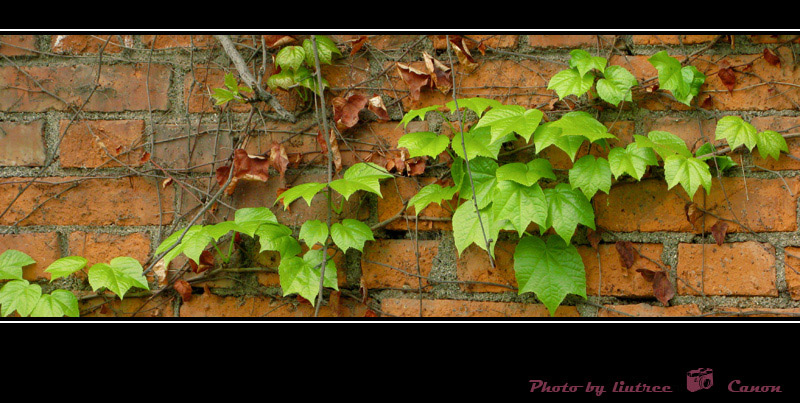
[550,111,616,143]
[715,116,758,152]
[452,203,503,257]
[155,225,206,268]
[568,155,612,199]
[675,65,705,105]
[407,183,458,215]
[397,131,450,158]
[664,155,712,197]
[293,66,329,95]
[266,69,296,90]
[299,220,329,247]
[276,182,327,209]
[302,36,341,67]
[648,51,705,105]
[544,183,595,243]
[634,131,692,159]
[596,65,637,106]
[223,73,238,91]
[569,49,608,77]
[234,207,278,237]
[608,143,658,180]
[695,143,737,171]
[474,105,543,143]
[495,159,556,187]
[0,280,41,317]
[547,68,594,99]
[756,130,789,160]
[212,88,235,105]
[329,163,393,200]
[204,221,242,242]
[0,249,35,280]
[451,126,508,161]
[275,46,306,71]
[51,289,79,317]
[31,290,79,318]
[456,157,499,209]
[398,105,443,128]
[330,219,374,253]
[45,256,88,282]
[491,181,548,236]
[278,249,337,305]
[513,235,586,316]
[254,223,301,258]
[87,257,149,299]
[445,97,502,117]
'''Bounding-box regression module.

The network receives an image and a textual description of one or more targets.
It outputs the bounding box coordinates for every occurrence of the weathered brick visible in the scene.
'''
[368,35,424,50]
[0,232,60,281]
[0,177,174,226]
[598,303,701,317]
[528,35,615,48]
[80,294,173,317]
[381,298,580,317]
[782,246,800,300]
[595,177,800,233]
[140,35,214,49]
[180,292,367,317]
[0,35,37,56]
[431,35,519,50]
[361,239,439,289]
[151,123,232,173]
[68,232,152,271]
[184,65,300,114]
[750,116,800,170]
[676,242,777,296]
[632,35,718,45]
[747,35,800,44]
[0,64,171,112]
[456,242,517,292]
[0,120,47,166]
[582,243,665,298]
[51,35,133,54]
[59,120,146,168]
[708,307,800,317]
[321,57,370,91]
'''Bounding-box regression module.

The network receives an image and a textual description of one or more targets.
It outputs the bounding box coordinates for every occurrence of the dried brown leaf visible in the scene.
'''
[269,141,290,182]
[652,271,675,305]
[216,149,271,195]
[587,228,603,251]
[684,202,704,225]
[367,95,390,121]
[636,268,656,282]
[174,280,193,302]
[615,241,638,269]
[711,220,729,246]
[348,35,368,56]
[718,67,736,94]
[329,290,342,317]
[263,35,295,48]
[764,48,781,66]
[332,93,368,130]
[396,62,429,103]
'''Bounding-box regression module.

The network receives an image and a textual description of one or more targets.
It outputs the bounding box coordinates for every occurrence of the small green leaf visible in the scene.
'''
[445,97,502,117]
[275,46,306,71]
[547,68,594,99]
[234,207,279,237]
[31,292,73,317]
[330,163,394,200]
[549,111,617,143]
[715,116,758,152]
[397,131,450,158]
[569,49,608,77]
[451,126,509,161]
[87,257,149,299]
[398,105,443,128]
[491,181,548,236]
[302,36,341,67]
[266,69,295,90]
[278,249,338,305]
[276,182,327,209]
[407,183,458,215]
[0,249,35,280]
[495,159,556,187]
[255,223,301,258]
[596,65,637,106]
[544,183,595,243]
[568,155,612,199]
[513,235,586,316]
[299,220,329,247]
[223,73,238,91]
[664,155,713,197]
[330,219,374,253]
[212,88,235,105]
[474,105,543,143]
[756,130,789,160]
[204,221,242,242]
[45,256,88,282]
[608,143,658,180]
[456,157,499,209]
[452,203,503,257]
[0,280,41,317]
[648,51,705,105]
[634,131,692,159]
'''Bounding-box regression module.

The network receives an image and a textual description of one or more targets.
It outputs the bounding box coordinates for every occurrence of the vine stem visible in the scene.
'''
[445,35,496,268]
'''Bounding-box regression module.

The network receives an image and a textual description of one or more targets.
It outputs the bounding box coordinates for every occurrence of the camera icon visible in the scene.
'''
[686,368,714,392]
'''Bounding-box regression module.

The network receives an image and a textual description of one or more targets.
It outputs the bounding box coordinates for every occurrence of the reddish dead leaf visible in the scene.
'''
[367,95,390,121]
[449,35,478,72]
[477,42,487,55]
[329,290,342,317]
[316,130,328,154]
[364,309,378,317]
[359,277,369,304]
[764,48,781,66]
[215,149,271,195]
[636,268,656,282]
[263,35,295,48]
[332,93,368,130]
[700,95,715,109]
[406,157,426,176]
[652,271,675,305]
[297,295,311,305]
[434,177,455,188]
[587,228,603,251]
[234,232,243,245]
[269,141,290,182]
[140,151,151,163]
[174,280,193,302]
[288,153,303,168]
[99,304,111,315]
[161,178,173,189]
[396,62,430,103]
[718,67,736,94]
[684,202,704,225]
[330,130,343,173]
[615,241,638,269]
[423,52,452,94]
[711,220,729,246]
[348,35,368,56]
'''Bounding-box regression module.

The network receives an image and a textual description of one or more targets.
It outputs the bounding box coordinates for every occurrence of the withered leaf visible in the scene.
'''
[161,178,173,189]
[587,227,603,251]
[615,241,638,269]
[718,67,736,93]
[406,157,427,176]
[140,151,151,163]
[216,149,271,195]
[332,93,368,130]
[329,130,342,174]
[396,62,430,103]
[701,95,715,109]
[348,35,368,56]
[359,277,369,304]
[652,271,675,305]
[764,48,781,66]
[711,220,729,246]
[684,202,704,225]
[423,52,452,94]
[263,35,295,48]
[269,141,290,182]
[329,290,342,317]
[364,309,378,317]
[174,280,193,302]
[367,95,390,121]
[449,35,478,72]
[636,268,656,282]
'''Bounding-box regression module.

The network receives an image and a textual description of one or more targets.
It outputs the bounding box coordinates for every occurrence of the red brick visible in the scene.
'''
[377,177,457,232]
[51,35,132,54]
[0,64,171,112]
[747,35,800,44]
[184,65,300,114]
[456,242,517,292]
[582,243,665,298]
[179,292,367,317]
[151,123,232,173]
[0,233,60,281]
[595,177,800,233]
[321,57,370,91]
[68,232,152,272]
[80,294,173,317]
[381,298,580,317]
[368,35,424,51]
[676,242,777,296]
[598,303,701,317]
[0,177,174,226]
[632,35,718,45]
[708,307,800,317]
[0,35,37,56]
[750,116,800,170]
[140,35,214,49]
[59,120,146,168]
[361,239,439,289]
[528,35,615,48]
[431,35,519,50]
[0,120,46,166]
[782,246,800,300]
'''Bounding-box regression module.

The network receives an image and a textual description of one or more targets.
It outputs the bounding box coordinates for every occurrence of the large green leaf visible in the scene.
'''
[407,183,458,215]
[234,207,278,237]
[276,182,327,209]
[634,131,692,159]
[0,249,36,280]
[715,116,758,152]
[398,105,443,128]
[254,223,301,258]
[0,280,42,317]
[513,235,586,316]
[569,49,608,77]
[330,219,374,253]
[45,256,88,282]
[204,221,242,242]
[547,68,594,99]
[445,97,502,117]
[87,257,149,299]
[451,126,508,161]
[544,183,595,243]
[664,155,712,197]
[278,249,338,305]
[648,51,705,105]
[532,123,586,162]
[608,143,658,180]
[491,181,548,236]
[275,46,306,71]
[266,69,295,90]
[302,35,341,66]
[568,155,612,199]
[299,220,329,247]
[549,111,616,143]
[756,130,789,161]
[596,65,637,106]
[398,131,450,158]
[474,105,543,143]
[456,157,498,209]
[452,203,503,257]
[495,159,556,187]
[330,162,393,200]
[31,290,79,318]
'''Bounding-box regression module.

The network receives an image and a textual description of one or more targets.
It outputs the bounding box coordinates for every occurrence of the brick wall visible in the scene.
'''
[2,34,800,318]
